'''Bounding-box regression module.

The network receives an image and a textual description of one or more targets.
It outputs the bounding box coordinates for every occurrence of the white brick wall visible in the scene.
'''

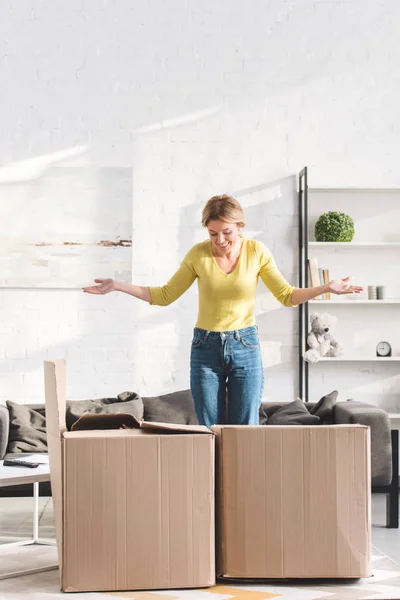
[1,0,400,406]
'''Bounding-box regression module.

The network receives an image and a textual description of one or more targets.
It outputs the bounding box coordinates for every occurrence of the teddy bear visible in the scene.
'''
[304,312,343,363]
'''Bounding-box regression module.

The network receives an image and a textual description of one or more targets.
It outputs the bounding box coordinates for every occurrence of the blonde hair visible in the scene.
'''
[201,194,245,228]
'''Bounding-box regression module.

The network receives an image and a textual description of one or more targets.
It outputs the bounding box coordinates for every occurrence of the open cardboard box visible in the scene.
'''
[212,424,372,579]
[44,360,215,593]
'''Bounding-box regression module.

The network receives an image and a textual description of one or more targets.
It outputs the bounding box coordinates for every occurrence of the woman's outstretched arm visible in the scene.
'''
[291,276,363,305]
[83,245,199,305]
[83,279,152,302]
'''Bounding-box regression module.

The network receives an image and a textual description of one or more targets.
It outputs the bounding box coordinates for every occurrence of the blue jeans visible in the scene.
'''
[190,326,264,427]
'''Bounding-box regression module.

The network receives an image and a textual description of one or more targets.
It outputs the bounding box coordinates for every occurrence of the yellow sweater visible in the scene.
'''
[149,238,295,331]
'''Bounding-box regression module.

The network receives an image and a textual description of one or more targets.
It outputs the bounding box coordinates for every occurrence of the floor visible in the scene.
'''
[0,493,399,584]
[0,495,54,546]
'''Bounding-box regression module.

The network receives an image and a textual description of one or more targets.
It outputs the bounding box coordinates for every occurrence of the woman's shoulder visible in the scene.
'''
[244,238,268,254]
[244,239,272,263]
[197,239,211,252]
[184,240,210,262]
[193,240,213,257]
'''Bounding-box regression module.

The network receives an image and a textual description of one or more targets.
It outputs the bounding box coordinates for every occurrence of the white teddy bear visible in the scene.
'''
[304,312,343,363]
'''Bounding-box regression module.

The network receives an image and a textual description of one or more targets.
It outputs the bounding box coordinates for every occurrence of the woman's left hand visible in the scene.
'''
[328,276,364,295]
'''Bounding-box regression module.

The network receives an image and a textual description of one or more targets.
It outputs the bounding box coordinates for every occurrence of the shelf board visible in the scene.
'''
[308,242,400,247]
[309,300,400,305]
[307,356,400,362]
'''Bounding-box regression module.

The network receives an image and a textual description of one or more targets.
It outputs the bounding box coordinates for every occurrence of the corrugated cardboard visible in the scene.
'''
[44,360,215,593]
[212,425,371,579]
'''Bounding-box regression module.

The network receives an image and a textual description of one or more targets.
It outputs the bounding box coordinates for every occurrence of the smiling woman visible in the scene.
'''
[83,193,363,427]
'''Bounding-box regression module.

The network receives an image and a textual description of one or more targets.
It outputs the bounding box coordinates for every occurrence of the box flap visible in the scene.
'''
[43,359,67,580]
[138,420,214,435]
[71,412,213,435]
[44,359,67,436]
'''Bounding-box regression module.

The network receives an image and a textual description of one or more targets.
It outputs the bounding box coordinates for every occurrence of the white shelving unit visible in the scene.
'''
[298,167,400,401]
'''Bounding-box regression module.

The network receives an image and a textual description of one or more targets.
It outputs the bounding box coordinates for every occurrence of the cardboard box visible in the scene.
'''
[44,360,215,593]
[212,424,371,579]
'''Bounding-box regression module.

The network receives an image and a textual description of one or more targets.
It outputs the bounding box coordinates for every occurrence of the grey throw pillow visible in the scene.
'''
[309,390,338,424]
[143,389,199,425]
[267,399,320,425]
[6,400,48,453]
[259,404,268,425]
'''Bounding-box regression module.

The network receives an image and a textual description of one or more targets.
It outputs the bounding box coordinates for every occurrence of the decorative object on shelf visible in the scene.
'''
[314,211,355,242]
[304,312,343,363]
[377,285,386,300]
[376,341,392,357]
[368,285,378,300]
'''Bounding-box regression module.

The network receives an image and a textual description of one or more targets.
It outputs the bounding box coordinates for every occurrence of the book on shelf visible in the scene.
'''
[318,267,326,300]
[307,258,322,300]
[323,269,331,300]
[307,258,331,300]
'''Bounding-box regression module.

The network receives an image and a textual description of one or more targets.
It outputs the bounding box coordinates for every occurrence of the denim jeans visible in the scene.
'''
[190,325,264,427]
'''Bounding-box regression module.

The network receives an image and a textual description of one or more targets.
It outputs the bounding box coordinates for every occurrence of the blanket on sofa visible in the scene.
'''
[6,392,144,453]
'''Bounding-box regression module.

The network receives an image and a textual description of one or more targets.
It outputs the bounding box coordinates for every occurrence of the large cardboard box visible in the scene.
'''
[44,360,215,593]
[213,424,371,579]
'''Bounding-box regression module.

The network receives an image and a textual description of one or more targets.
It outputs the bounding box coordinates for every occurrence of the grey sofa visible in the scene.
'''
[0,395,397,528]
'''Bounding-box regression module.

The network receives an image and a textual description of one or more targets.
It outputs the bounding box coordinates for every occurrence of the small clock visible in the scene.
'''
[376,341,392,357]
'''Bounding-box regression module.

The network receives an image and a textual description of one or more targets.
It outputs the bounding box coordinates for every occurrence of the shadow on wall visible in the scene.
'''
[0,156,299,403]
[70,162,300,400]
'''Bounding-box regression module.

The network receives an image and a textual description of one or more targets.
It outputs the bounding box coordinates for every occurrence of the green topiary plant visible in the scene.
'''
[314,211,355,242]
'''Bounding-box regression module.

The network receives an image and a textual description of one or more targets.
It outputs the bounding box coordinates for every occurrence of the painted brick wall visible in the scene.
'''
[0,0,400,406]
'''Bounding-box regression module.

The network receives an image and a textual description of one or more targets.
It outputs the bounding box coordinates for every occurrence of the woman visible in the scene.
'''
[83,194,363,427]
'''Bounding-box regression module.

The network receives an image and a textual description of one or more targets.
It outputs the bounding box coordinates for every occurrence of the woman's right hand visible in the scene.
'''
[82,278,117,295]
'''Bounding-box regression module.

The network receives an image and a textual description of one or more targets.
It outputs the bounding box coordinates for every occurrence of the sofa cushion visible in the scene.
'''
[259,404,268,425]
[6,401,48,453]
[309,390,338,424]
[267,399,320,425]
[0,405,9,459]
[335,401,392,486]
[142,389,199,425]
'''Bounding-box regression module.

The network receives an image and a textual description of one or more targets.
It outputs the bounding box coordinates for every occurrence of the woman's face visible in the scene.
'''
[207,220,241,254]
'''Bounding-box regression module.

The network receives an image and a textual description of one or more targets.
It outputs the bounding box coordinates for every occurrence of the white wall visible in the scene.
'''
[0,0,400,406]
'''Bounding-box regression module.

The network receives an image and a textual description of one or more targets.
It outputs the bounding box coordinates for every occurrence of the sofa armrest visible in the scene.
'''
[334,401,392,486]
[0,405,9,460]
